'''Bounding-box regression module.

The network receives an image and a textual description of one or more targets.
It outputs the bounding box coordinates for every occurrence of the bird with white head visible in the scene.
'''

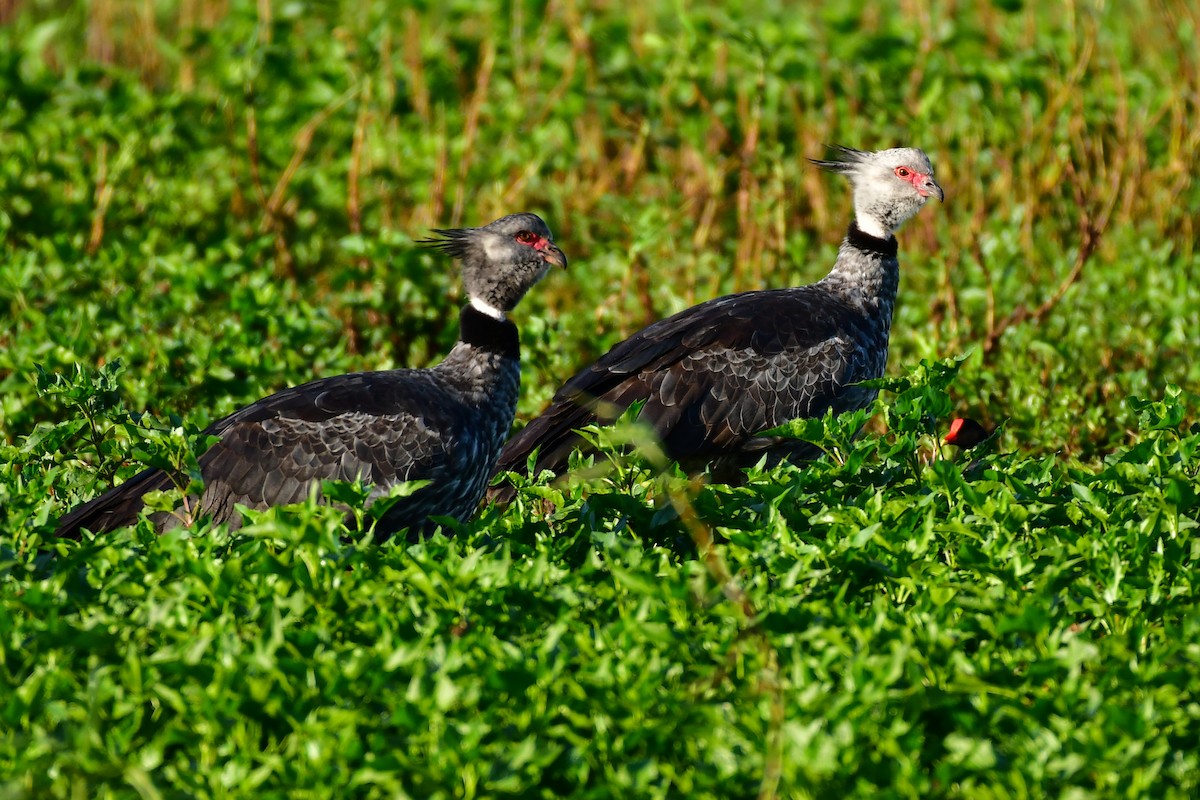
[492,145,943,493]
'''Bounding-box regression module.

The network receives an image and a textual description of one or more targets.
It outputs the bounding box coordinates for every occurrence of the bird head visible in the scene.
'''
[810,146,942,240]
[422,212,567,320]
[944,417,994,449]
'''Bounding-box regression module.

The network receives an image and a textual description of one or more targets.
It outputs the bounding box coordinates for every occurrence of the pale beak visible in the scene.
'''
[920,176,944,202]
[542,243,568,269]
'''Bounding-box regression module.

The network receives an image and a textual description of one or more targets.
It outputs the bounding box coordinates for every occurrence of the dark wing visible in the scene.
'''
[194,374,458,525]
[57,371,457,537]
[494,287,866,479]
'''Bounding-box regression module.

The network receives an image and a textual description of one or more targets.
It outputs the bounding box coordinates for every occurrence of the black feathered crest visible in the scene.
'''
[417,226,477,260]
[808,145,871,174]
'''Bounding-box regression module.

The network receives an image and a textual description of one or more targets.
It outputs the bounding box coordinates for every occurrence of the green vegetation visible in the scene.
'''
[2,1,1198,796]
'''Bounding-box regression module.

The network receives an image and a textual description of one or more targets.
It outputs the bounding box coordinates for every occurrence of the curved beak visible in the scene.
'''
[541,243,568,269]
[921,176,944,202]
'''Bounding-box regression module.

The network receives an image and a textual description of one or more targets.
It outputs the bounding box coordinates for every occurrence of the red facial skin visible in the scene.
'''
[895,165,937,197]
[514,230,567,268]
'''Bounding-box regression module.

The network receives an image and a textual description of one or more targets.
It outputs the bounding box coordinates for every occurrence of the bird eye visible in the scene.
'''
[895,167,911,178]
[515,230,538,244]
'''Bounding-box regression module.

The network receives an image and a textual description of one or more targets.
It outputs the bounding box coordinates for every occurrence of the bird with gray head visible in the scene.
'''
[56,212,566,541]
[491,146,941,496]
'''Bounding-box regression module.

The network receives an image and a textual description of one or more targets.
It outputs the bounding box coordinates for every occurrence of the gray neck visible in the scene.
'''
[433,343,517,403]
[818,222,900,317]
[433,309,522,407]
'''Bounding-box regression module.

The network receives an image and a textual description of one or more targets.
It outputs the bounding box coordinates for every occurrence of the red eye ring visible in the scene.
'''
[895,166,912,178]
[515,230,538,244]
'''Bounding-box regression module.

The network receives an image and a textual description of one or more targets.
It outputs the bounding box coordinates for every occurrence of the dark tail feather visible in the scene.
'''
[485,479,519,506]
[487,406,598,505]
[55,467,172,538]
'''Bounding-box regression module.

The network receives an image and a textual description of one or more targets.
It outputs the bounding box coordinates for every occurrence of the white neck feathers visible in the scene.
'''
[853,215,888,240]
[470,297,507,321]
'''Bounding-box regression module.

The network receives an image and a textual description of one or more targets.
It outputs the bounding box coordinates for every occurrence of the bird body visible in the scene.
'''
[493,146,941,487]
[57,212,565,539]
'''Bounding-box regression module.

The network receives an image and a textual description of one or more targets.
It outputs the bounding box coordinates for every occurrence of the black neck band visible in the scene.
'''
[460,305,520,358]
[847,222,898,259]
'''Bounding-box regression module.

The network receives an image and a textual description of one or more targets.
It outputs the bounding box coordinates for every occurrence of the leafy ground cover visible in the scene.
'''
[2,0,1199,797]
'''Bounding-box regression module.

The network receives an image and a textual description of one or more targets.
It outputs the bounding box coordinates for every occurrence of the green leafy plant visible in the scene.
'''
[2,1,1199,797]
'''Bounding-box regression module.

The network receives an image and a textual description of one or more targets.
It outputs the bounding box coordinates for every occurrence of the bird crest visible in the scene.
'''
[418,227,475,261]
